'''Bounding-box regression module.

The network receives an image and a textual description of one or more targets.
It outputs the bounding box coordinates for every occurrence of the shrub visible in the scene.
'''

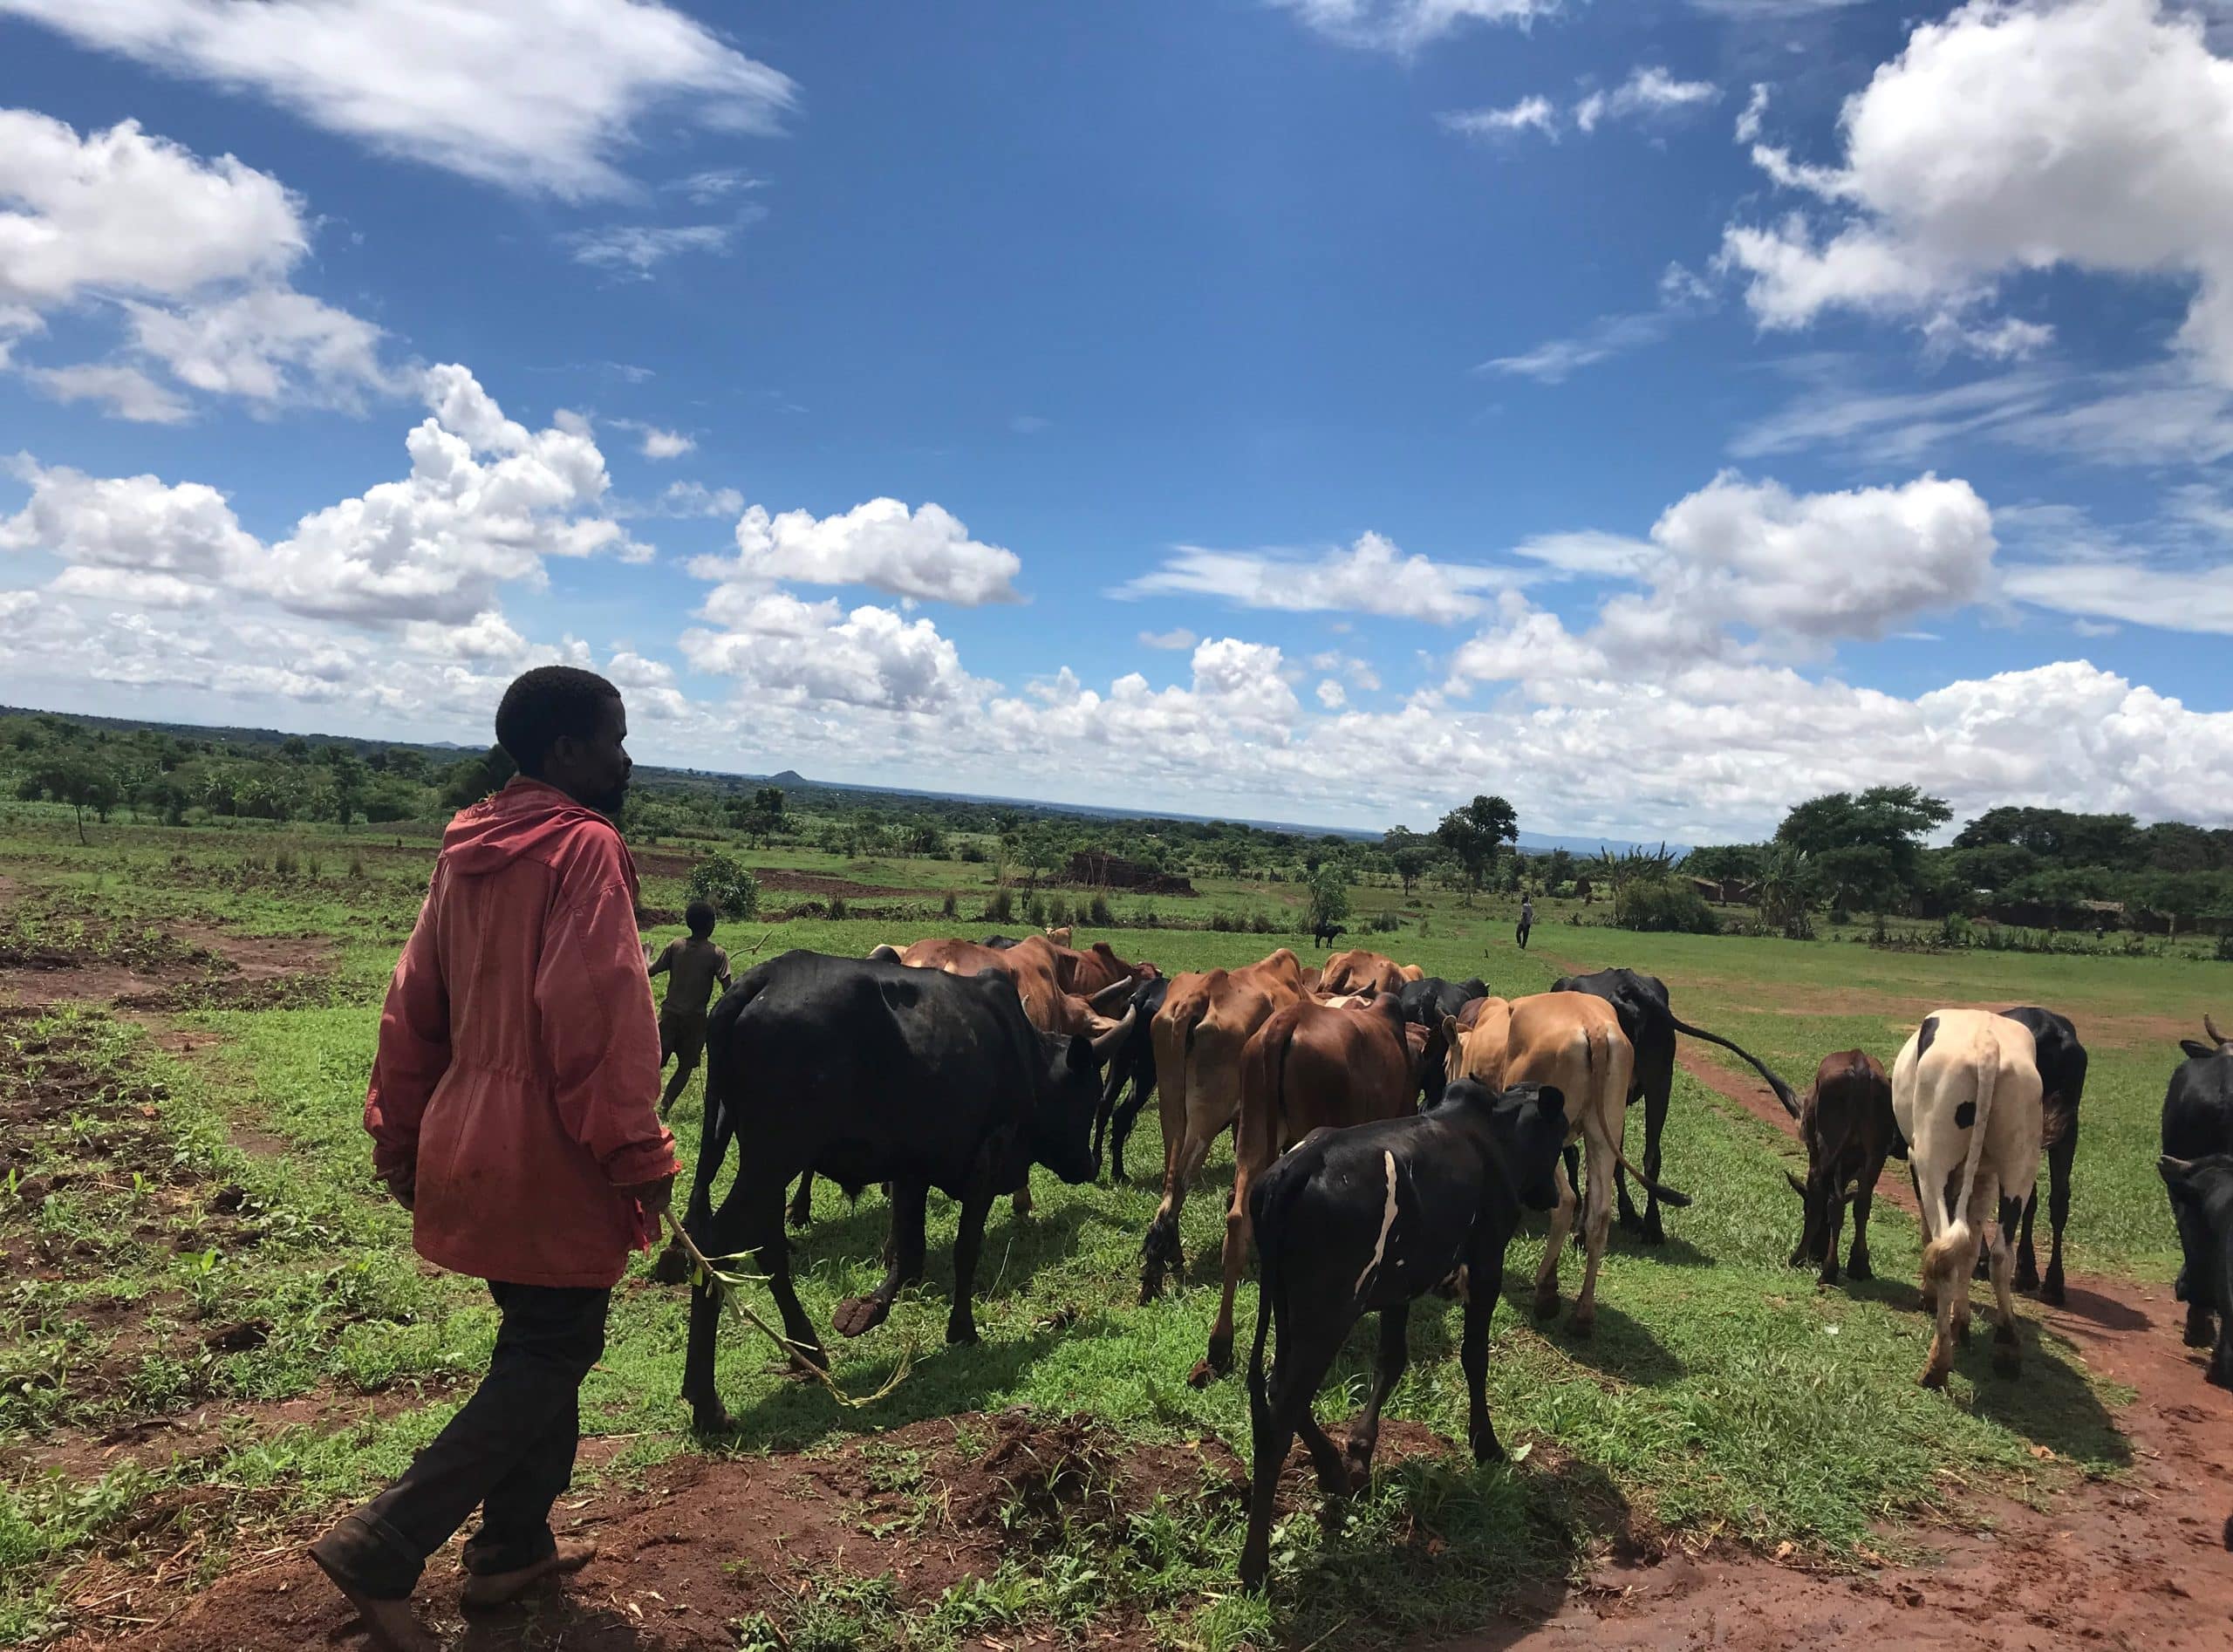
[2216,932,2233,963]
[1370,911,1403,933]
[1611,877,1720,935]
[1085,892,1112,926]
[1025,892,1048,927]
[828,897,850,922]
[687,853,762,919]
[273,845,299,877]
[1043,894,1071,929]
[957,841,988,864]
[941,890,959,918]
[1251,911,1276,933]
[982,886,1015,925]
[1940,913,1976,947]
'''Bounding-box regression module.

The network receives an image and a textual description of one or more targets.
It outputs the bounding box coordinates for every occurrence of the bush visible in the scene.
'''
[1086,892,1112,926]
[1611,877,1720,935]
[1369,911,1403,933]
[941,890,959,918]
[2217,932,2233,963]
[982,886,1015,925]
[1042,894,1071,929]
[956,841,988,864]
[1025,892,1048,927]
[1940,913,1976,946]
[687,853,761,919]
[828,897,850,922]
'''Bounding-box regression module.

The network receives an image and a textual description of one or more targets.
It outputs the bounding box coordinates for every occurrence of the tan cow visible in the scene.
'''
[1139,948,1310,1300]
[1316,948,1423,1000]
[1192,995,1422,1383]
[1446,992,1687,1335]
[1892,1008,2043,1389]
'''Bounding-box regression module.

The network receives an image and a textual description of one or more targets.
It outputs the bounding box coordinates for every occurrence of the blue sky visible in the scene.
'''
[3,0,2232,840]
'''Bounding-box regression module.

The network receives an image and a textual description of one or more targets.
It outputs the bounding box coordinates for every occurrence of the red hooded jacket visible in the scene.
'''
[365,778,679,1288]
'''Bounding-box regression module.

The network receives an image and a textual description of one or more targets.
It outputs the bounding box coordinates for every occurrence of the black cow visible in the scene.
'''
[2165,1016,2233,1355]
[675,950,1114,1433]
[1093,973,1170,1183]
[1551,966,1795,1245]
[1984,1007,2086,1305]
[1237,1078,1570,1592]
[1311,920,1347,948]
[2160,1152,2233,1389]
[1394,975,1489,1103]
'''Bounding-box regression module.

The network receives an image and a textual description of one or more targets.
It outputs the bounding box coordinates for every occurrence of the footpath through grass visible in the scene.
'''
[0,818,2212,1648]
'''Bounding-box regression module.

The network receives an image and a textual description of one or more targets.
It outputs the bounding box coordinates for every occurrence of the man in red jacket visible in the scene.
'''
[310,666,679,1652]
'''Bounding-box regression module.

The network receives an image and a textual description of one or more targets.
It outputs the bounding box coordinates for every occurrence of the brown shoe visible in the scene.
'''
[307,1548,439,1652]
[460,1538,597,1610]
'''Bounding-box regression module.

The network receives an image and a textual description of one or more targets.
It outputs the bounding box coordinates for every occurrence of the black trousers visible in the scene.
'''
[311,1281,609,1599]
[1516,922,1532,950]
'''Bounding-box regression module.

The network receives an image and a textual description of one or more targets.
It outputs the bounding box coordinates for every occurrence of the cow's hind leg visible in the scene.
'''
[1460,1231,1509,1463]
[2041,1130,2074,1307]
[1817,1184,1847,1289]
[685,1178,820,1433]
[833,1179,929,1340]
[1987,1205,2022,1378]
[1141,1121,1213,1302]
[1847,1155,1884,1281]
[1533,1153,1578,1321]
[1342,1306,1410,1492]
[1567,1124,1615,1336]
[1632,1061,1673,1246]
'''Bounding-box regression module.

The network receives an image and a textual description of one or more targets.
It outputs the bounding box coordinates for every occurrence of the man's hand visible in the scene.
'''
[624,1175,675,1220]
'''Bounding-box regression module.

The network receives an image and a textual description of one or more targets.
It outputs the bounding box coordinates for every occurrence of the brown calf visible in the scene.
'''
[1785,1049,1897,1288]
[1192,995,1420,1382]
[1315,948,1422,1000]
[1140,949,1311,1300]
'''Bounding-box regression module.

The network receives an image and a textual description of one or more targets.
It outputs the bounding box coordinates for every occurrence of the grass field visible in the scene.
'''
[0,808,2221,1649]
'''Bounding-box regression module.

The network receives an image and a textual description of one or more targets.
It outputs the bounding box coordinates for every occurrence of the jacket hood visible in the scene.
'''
[442,777,624,877]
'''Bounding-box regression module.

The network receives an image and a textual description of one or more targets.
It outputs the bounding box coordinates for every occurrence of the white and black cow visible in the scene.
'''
[1893,1008,2044,1390]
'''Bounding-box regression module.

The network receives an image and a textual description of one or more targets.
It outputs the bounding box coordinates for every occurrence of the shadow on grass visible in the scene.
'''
[786,1188,1110,1301]
[1953,1321,2133,1470]
[1273,1447,1634,1649]
[715,1323,1069,1454]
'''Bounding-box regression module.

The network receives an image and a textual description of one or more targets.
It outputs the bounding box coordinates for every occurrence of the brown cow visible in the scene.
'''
[1450,992,1688,1334]
[1192,994,1421,1383]
[1315,948,1421,1000]
[1785,1049,1898,1288]
[1139,949,1310,1300]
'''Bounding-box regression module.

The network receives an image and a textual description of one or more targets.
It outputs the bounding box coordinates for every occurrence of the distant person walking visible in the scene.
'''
[1516,893,1535,951]
[309,666,676,1652]
[649,898,732,1114]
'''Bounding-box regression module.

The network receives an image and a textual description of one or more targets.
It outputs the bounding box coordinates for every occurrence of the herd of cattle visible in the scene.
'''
[653,930,2233,1591]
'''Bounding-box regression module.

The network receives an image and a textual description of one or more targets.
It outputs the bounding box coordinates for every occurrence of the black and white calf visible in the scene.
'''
[1237,1078,1570,1592]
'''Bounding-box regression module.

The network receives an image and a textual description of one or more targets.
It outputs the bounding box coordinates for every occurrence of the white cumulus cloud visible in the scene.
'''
[0,0,797,200]
[693,498,1024,606]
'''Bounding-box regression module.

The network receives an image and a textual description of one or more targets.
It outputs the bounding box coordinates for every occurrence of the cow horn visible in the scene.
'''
[1089,975,1137,1010]
[1784,1170,1806,1198]
[2209,1013,2228,1048]
[1090,1006,1137,1061]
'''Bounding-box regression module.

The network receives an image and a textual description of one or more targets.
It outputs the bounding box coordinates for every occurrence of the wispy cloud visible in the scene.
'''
[1444,66,1719,146]
[1480,264,1713,384]
[566,221,745,277]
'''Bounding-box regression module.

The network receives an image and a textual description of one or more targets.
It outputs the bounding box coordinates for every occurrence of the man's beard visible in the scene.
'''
[587,777,631,822]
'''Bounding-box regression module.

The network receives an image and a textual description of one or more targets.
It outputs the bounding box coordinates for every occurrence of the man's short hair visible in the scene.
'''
[685,898,718,935]
[495,666,620,778]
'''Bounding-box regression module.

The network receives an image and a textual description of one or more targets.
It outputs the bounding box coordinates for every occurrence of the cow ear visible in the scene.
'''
[2183,1040,2217,1061]
[1067,1034,1096,1073]
[1784,1170,1807,1198]
[2162,1155,2196,1186]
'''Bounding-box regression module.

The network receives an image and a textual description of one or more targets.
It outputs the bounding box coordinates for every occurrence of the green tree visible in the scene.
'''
[1436,795,1519,900]
[1391,847,1434,898]
[1752,843,1818,939]
[1305,864,1352,937]
[31,757,120,845]
[329,751,367,828]
[688,853,761,919]
[441,745,516,809]
[1776,785,1951,916]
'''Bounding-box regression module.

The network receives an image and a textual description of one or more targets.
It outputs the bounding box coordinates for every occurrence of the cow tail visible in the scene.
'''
[1669,1014,1799,1119]
[1922,1033,1998,1291]
[1246,1163,1301,1451]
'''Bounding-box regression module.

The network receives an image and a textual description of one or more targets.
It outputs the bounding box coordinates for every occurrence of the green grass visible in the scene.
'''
[0,811,2209,1647]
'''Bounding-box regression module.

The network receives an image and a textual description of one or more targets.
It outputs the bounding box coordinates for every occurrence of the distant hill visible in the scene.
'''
[0,703,1683,852]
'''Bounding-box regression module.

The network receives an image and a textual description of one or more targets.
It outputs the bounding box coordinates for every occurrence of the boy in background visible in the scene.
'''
[649,898,732,1115]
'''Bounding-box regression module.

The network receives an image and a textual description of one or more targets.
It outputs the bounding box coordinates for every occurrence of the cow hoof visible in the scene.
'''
[787,1205,811,1232]
[650,1245,693,1287]
[1847,1255,1874,1282]
[1472,1435,1504,1465]
[1532,1289,1560,1322]
[1816,1273,1840,1291]
[946,1319,979,1348]
[689,1400,734,1435]
[1238,1548,1270,1594]
[832,1295,891,1339]
[2014,1269,2040,1295]
[2186,1310,2217,1349]
[2040,1277,2066,1307]
[1185,1358,1218,1389]
[1641,1220,1666,1248]
[1919,1366,1949,1391]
